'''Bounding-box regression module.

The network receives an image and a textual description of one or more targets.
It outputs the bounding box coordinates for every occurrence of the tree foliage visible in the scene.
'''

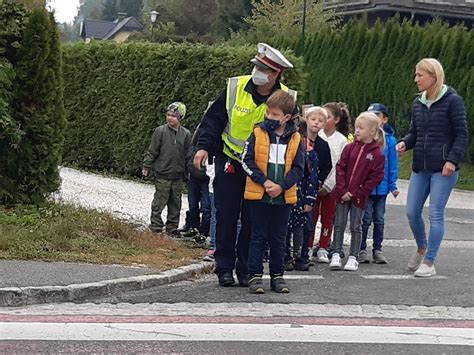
[0,1,65,204]
[212,0,252,38]
[150,0,218,36]
[101,0,117,21]
[102,0,143,21]
[77,0,105,21]
[143,0,251,39]
[10,0,46,10]
[230,0,339,46]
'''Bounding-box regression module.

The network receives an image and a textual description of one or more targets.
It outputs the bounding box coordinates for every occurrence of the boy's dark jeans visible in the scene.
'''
[361,195,387,252]
[248,201,290,277]
[187,176,211,235]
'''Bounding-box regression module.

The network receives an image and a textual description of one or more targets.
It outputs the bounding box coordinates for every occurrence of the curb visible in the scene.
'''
[0,262,213,307]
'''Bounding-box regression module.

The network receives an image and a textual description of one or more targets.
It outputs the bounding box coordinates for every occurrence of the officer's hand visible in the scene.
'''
[142,168,150,177]
[194,150,208,169]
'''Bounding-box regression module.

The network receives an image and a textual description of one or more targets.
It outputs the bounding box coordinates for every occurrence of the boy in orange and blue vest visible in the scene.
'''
[241,90,304,294]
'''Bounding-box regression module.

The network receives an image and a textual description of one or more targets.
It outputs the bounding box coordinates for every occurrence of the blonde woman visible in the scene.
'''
[396,58,468,277]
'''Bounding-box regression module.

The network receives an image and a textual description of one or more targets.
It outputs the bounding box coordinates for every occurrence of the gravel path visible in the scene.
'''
[53,167,473,230]
[53,167,189,228]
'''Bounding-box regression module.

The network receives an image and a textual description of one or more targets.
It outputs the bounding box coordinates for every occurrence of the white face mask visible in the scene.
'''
[251,66,270,86]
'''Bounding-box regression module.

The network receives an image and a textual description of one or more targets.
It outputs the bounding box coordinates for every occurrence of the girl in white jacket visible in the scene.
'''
[311,102,351,263]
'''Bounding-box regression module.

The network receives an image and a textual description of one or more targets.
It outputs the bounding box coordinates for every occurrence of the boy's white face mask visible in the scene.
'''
[251,66,270,86]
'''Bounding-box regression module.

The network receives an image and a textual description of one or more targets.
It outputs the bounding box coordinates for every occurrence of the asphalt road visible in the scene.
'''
[0,341,471,354]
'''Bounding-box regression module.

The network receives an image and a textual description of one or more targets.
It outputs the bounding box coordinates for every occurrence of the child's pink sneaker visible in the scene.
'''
[203,249,215,262]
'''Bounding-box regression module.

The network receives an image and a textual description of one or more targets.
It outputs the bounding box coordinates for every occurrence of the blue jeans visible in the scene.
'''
[209,192,216,249]
[248,201,290,277]
[406,170,459,263]
[361,195,387,252]
[187,177,211,235]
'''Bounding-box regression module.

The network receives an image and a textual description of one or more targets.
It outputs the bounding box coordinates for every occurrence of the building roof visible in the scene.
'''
[80,17,144,40]
[323,0,474,21]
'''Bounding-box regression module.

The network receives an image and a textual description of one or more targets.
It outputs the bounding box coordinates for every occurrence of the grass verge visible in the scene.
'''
[0,203,203,269]
[398,151,474,191]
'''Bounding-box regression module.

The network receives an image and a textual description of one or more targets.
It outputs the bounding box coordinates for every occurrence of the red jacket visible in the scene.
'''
[333,140,385,209]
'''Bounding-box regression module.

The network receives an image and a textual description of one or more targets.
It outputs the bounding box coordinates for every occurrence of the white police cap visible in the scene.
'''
[250,43,293,72]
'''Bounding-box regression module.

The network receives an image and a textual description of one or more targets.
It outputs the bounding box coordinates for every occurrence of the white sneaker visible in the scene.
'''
[329,253,342,270]
[414,263,436,277]
[344,256,359,271]
[407,250,424,271]
[317,248,329,263]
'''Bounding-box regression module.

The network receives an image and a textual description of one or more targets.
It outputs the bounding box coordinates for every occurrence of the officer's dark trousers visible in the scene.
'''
[213,153,251,278]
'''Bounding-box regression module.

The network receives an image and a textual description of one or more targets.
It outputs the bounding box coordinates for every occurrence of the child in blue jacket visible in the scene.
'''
[360,103,399,264]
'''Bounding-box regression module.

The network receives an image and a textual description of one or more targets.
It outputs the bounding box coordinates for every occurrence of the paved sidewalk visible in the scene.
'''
[0,260,211,307]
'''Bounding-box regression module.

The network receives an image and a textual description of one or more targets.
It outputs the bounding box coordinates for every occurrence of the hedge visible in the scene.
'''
[61,42,305,175]
[298,17,473,162]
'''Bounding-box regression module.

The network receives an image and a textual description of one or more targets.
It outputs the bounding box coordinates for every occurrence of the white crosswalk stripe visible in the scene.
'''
[2,322,473,345]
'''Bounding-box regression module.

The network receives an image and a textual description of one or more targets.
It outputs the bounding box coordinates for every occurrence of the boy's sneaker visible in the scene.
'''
[414,263,436,278]
[270,275,290,293]
[248,275,265,294]
[372,250,388,264]
[344,256,359,271]
[407,250,424,271]
[329,253,343,270]
[285,260,294,272]
[358,250,370,264]
[316,248,329,263]
[203,249,214,262]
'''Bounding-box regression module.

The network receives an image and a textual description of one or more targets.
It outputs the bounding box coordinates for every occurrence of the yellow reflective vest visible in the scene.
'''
[222,75,297,161]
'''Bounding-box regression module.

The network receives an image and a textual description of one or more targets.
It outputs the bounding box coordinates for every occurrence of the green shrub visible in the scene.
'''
[61,42,305,175]
[0,3,65,204]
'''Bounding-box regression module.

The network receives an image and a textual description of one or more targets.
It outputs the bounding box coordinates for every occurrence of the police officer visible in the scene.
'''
[193,43,296,287]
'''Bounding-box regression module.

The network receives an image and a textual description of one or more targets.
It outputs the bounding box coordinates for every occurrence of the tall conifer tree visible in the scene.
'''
[8,8,64,203]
